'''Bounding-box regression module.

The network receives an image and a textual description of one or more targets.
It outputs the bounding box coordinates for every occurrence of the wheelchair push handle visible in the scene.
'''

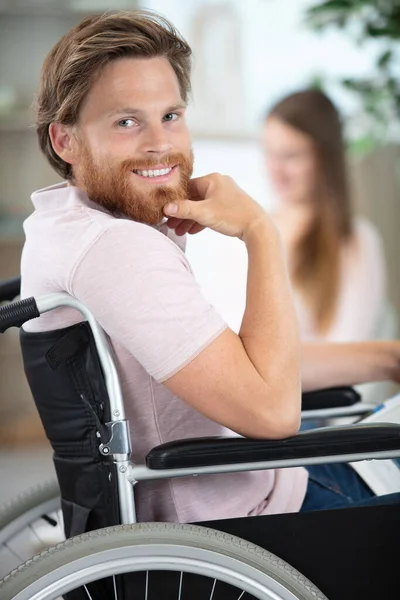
[0,297,40,333]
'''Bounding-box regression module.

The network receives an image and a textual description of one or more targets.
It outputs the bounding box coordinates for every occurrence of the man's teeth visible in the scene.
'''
[135,167,173,177]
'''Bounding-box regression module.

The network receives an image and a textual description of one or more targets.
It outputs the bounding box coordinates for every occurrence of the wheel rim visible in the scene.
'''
[0,496,63,577]
[0,498,61,544]
[8,544,304,600]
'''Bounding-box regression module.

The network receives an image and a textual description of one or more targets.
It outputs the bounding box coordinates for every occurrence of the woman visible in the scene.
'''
[262,89,390,344]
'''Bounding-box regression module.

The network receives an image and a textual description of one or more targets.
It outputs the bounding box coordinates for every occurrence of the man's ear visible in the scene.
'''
[49,122,79,166]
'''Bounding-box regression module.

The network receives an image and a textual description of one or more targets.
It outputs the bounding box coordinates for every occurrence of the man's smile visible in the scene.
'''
[132,164,178,182]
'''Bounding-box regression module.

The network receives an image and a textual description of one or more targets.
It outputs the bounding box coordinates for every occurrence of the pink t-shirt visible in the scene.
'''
[21,182,307,523]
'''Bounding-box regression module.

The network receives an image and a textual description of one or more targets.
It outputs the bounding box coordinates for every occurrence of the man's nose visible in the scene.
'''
[140,122,173,154]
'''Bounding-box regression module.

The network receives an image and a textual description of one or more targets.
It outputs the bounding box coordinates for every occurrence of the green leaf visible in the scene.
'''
[305,0,354,29]
[348,135,378,159]
[304,0,400,143]
[366,24,400,39]
[342,78,373,93]
[307,0,353,13]
[377,49,393,69]
[309,73,326,90]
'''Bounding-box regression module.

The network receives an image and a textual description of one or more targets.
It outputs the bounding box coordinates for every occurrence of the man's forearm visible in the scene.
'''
[240,219,301,422]
[301,341,400,392]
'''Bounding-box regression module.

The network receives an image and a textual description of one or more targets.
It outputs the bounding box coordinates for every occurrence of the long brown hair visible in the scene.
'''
[268,89,353,333]
[35,10,192,180]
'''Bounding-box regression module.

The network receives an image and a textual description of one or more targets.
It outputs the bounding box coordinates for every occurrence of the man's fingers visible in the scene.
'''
[187,175,215,200]
[188,222,206,235]
[164,216,182,230]
[175,219,197,236]
[164,199,206,221]
[165,217,204,236]
[163,201,189,219]
[163,174,221,219]
[174,221,192,236]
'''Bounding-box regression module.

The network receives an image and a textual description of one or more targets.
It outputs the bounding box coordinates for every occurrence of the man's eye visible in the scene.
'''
[163,113,178,122]
[118,119,135,128]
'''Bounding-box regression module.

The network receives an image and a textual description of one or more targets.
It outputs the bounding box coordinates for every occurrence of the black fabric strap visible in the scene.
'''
[45,323,90,370]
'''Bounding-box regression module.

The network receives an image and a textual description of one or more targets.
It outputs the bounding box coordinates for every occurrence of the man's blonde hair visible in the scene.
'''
[35,10,192,180]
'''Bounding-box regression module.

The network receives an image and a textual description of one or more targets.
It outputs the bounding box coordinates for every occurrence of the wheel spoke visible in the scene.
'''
[112,575,119,600]
[29,522,46,547]
[178,571,183,600]
[83,584,93,600]
[41,514,58,527]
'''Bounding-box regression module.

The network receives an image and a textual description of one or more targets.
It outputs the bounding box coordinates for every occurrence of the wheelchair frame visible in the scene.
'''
[12,291,400,528]
[2,280,400,600]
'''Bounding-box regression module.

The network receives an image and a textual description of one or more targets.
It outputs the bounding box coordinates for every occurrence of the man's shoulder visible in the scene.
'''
[75,217,189,282]
[87,217,183,253]
[31,182,180,251]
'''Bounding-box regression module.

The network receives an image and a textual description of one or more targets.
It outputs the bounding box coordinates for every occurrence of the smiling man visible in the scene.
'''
[65,57,194,226]
[21,10,400,524]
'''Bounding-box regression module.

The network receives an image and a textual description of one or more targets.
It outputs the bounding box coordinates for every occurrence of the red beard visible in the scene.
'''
[77,147,194,225]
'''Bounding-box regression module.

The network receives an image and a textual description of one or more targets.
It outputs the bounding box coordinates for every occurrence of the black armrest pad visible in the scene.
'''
[0,276,21,302]
[301,386,361,410]
[146,423,400,470]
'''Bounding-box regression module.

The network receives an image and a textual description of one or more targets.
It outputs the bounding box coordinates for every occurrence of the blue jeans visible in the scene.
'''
[300,462,400,512]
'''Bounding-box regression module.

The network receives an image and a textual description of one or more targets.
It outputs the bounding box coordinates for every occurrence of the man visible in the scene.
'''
[21,10,400,522]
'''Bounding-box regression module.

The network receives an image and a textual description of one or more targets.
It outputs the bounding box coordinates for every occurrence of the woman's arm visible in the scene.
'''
[301,340,400,392]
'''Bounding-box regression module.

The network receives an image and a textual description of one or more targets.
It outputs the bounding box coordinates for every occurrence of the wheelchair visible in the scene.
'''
[0,276,400,600]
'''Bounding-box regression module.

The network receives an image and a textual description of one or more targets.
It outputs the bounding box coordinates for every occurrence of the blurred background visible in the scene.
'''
[0,0,399,499]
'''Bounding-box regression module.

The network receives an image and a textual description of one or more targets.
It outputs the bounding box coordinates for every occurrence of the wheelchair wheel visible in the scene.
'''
[0,522,327,600]
[0,479,63,577]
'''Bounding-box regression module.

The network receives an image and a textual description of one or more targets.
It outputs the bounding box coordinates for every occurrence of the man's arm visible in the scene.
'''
[163,174,301,440]
[301,341,400,392]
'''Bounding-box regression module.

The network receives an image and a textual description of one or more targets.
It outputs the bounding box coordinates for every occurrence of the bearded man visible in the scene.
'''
[21,10,400,523]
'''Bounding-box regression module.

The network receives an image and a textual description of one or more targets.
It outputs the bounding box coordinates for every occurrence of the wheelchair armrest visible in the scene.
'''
[301,386,361,411]
[146,423,400,470]
[0,276,21,302]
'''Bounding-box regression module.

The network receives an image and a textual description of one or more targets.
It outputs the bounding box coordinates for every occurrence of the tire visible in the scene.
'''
[0,522,328,600]
[0,480,62,577]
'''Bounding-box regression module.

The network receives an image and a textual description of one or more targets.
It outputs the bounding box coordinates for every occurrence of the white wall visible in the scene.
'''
[141,0,385,328]
[0,1,387,330]
[143,0,383,131]
[188,137,269,331]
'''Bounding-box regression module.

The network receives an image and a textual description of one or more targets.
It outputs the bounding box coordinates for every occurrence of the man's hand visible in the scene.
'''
[164,216,205,236]
[164,173,269,240]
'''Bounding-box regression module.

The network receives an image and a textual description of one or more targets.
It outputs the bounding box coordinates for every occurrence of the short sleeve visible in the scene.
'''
[70,222,227,381]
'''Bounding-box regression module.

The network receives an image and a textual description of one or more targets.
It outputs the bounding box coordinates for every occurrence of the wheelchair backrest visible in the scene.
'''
[20,322,121,538]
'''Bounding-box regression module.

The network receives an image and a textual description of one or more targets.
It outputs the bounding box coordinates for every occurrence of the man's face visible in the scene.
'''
[70,56,193,224]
